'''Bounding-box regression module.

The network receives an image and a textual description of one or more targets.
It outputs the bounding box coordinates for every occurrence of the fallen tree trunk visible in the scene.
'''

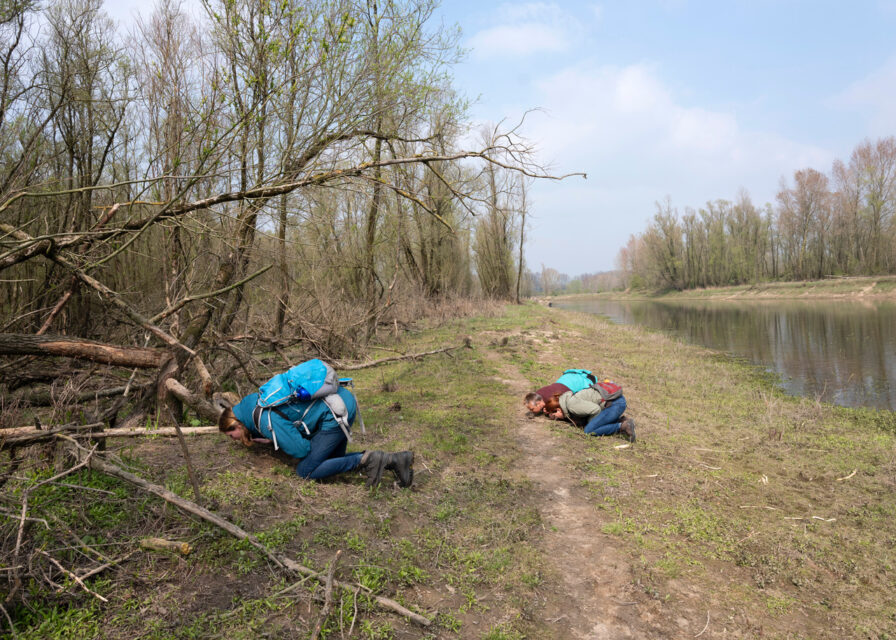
[69,445,431,627]
[1,425,217,447]
[0,333,167,368]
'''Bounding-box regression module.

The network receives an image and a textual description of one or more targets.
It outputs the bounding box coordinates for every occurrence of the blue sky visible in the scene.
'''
[106,1,896,275]
[433,1,896,274]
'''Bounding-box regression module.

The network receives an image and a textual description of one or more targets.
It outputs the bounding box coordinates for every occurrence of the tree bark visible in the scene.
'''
[0,333,167,368]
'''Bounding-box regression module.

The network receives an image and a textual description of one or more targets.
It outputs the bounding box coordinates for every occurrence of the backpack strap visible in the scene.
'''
[321,393,352,442]
[252,404,281,450]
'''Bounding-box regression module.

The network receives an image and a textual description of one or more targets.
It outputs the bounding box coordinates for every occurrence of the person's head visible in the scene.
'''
[543,395,561,416]
[218,407,252,446]
[524,392,545,414]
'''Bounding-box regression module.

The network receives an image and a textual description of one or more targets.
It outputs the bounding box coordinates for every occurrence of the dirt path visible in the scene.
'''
[487,351,649,639]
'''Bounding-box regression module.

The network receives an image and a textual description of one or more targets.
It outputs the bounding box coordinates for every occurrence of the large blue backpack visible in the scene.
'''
[254,359,365,447]
[555,368,597,393]
[258,358,339,408]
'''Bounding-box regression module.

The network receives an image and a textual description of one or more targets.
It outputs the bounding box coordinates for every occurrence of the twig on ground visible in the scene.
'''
[311,550,342,640]
[694,611,709,637]
[0,602,18,639]
[40,551,108,603]
[76,553,134,582]
[739,505,780,510]
[348,586,359,638]
[836,469,857,481]
[7,444,98,604]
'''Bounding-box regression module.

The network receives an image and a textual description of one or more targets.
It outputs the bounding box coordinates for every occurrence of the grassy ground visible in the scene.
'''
[5,302,895,638]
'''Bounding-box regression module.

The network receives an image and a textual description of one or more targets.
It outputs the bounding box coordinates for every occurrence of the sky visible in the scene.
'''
[105,0,896,276]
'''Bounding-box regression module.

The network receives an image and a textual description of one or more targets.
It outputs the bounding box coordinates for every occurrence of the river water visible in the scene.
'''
[553,297,896,411]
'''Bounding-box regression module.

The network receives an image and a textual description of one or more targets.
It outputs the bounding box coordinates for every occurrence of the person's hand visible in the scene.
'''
[549,409,563,419]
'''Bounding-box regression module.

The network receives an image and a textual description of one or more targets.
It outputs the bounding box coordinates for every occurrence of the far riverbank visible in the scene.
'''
[547,275,896,302]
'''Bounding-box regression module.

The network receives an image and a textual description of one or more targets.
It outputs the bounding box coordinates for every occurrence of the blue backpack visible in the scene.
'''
[555,368,597,393]
[258,358,339,408]
[254,359,365,447]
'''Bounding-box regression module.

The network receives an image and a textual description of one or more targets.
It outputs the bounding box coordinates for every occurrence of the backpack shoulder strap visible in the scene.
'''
[321,393,352,442]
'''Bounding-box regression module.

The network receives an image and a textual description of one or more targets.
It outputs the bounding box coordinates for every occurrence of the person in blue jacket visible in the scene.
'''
[217,385,414,487]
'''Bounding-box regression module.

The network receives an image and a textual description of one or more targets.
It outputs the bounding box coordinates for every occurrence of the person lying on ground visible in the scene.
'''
[218,384,414,487]
[524,368,597,415]
[543,386,636,442]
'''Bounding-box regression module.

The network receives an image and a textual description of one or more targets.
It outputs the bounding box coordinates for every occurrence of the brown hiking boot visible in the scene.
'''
[619,417,636,443]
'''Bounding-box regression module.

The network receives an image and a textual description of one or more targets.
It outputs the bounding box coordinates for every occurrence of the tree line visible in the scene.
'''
[616,137,896,290]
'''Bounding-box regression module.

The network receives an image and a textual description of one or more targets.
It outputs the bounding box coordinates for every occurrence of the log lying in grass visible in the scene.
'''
[1,425,218,447]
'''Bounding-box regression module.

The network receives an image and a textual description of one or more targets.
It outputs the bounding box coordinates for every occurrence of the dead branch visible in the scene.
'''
[36,277,78,335]
[166,407,202,504]
[40,551,108,603]
[164,378,221,422]
[150,265,273,324]
[336,338,472,371]
[193,358,214,399]
[0,333,167,368]
[7,444,98,605]
[14,383,152,407]
[70,446,431,626]
[311,550,342,640]
[1,425,217,447]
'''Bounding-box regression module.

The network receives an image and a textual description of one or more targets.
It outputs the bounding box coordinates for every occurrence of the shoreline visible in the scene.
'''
[544,274,896,302]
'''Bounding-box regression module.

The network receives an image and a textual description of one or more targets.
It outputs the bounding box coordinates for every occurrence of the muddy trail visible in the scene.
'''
[486,349,647,639]
[482,331,733,640]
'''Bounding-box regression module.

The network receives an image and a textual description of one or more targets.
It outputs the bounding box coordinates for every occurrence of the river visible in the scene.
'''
[553,297,896,411]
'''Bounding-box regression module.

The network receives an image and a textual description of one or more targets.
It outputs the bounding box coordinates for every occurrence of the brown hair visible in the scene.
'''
[543,394,561,416]
[218,408,252,446]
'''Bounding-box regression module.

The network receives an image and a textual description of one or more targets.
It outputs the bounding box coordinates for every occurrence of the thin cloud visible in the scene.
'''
[830,57,896,134]
[529,61,831,181]
[466,3,582,59]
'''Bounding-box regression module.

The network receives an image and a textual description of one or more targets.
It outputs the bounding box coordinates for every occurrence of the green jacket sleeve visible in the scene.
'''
[560,387,604,420]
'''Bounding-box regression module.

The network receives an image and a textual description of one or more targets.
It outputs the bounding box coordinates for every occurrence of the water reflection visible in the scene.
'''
[554,298,896,410]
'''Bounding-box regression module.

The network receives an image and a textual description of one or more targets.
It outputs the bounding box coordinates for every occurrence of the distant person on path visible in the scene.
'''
[525,368,635,442]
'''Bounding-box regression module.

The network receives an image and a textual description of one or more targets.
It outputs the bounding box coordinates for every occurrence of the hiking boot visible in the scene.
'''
[358,450,387,486]
[619,417,636,443]
[385,451,414,488]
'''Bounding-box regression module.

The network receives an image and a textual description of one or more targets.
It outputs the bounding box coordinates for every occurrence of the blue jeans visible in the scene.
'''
[295,428,363,480]
[583,396,626,436]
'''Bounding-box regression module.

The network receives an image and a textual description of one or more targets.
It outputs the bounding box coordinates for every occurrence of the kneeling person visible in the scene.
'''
[545,386,635,442]
[218,385,413,487]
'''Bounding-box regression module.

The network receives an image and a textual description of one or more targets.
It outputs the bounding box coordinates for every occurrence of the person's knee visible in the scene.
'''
[295,461,316,479]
